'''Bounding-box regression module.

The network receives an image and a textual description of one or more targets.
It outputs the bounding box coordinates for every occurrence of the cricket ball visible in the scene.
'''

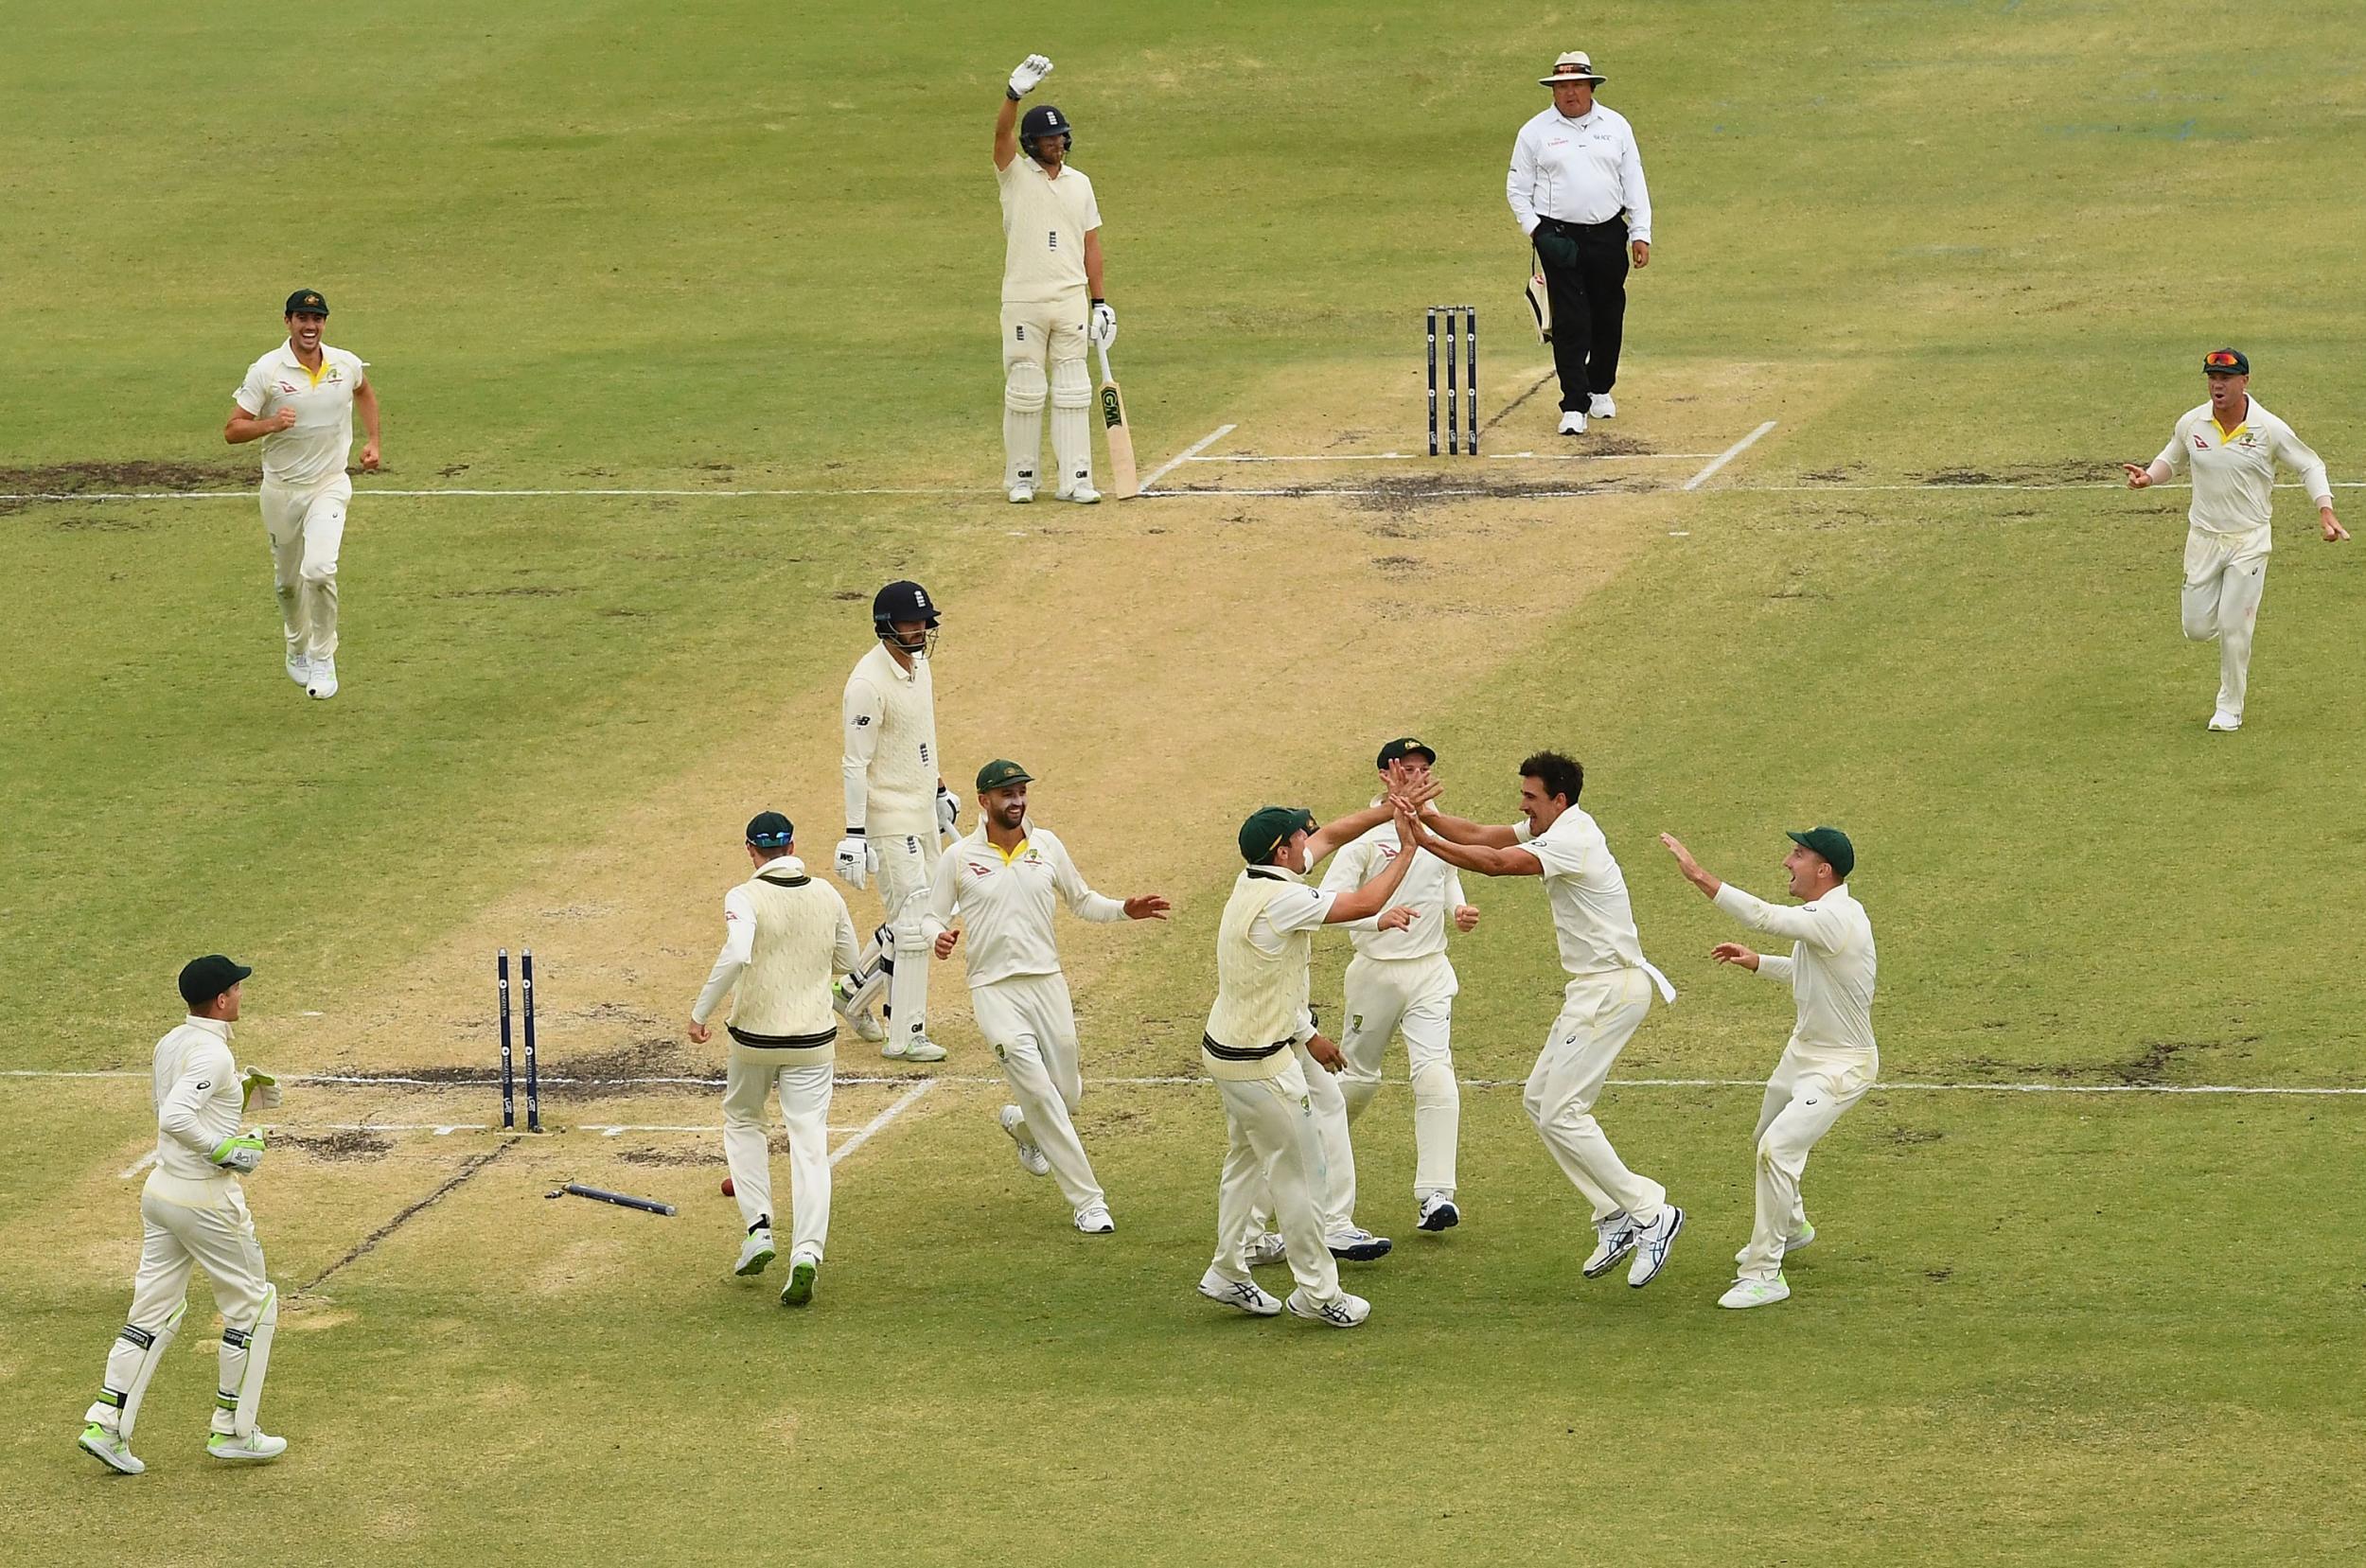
[721,1176,735,1197]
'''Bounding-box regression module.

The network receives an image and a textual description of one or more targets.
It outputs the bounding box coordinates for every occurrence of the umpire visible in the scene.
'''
[1508,51,1653,436]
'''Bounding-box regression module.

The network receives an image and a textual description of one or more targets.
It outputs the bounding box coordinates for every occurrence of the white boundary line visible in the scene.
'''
[1682,420,1781,491]
[1137,423,1236,492]
[826,1081,933,1167]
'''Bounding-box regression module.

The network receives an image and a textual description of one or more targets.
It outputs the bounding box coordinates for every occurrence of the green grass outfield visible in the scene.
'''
[6,1,2364,1562]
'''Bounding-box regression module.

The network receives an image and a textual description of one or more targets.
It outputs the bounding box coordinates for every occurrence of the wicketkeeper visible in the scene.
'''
[79,956,287,1473]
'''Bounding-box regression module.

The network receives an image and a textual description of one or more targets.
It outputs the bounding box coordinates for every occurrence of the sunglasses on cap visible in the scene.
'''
[2204,351,2243,370]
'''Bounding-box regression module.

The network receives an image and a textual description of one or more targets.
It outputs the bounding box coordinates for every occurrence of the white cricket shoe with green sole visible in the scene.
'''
[1719,1276,1792,1311]
[206,1429,288,1463]
[79,1423,144,1474]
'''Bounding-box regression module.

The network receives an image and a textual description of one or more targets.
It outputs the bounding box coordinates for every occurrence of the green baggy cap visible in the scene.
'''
[1239,805,1316,863]
[976,759,1033,792]
[1786,826,1855,880]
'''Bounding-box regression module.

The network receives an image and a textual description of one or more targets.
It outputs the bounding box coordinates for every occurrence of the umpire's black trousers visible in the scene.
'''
[1531,215,1631,411]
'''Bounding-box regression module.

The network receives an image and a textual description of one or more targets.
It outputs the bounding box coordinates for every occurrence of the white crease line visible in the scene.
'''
[1137,423,1236,492]
[117,1151,158,1180]
[0,486,984,502]
[1184,450,1718,465]
[587,1123,863,1136]
[828,1081,934,1167]
[1139,485,1633,500]
[1682,420,1781,491]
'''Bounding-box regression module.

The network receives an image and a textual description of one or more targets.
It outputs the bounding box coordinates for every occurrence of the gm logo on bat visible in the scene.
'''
[1100,384,1123,430]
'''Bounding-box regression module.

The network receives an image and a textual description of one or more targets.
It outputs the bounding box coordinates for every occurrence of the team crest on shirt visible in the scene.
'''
[2193,435,2209,449]
[277,380,301,394]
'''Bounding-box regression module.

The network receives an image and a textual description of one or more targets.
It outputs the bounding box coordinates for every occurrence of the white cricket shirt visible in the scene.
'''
[1507,104,1651,239]
[2153,397,2332,537]
[841,643,940,837]
[234,341,367,487]
[922,825,1125,986]
[998,157,1102,307]
[1516,809,1671,997]
[1320,814,1468,961]
[146,1015,247,1208]
[1715,882,1878,1056]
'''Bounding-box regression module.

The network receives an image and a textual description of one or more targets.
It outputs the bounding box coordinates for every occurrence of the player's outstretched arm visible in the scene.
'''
[1415,802,1520,850]
[996,54,1051,169]
[1325,811,1420,923]
[1406,814,1540,878]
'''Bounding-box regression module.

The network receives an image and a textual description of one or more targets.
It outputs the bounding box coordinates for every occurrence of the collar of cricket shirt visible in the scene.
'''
[184,1014,234,1040]
[753,854,804,879]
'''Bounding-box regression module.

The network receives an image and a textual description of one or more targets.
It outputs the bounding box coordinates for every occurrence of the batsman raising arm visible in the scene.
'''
[995,53,1115,504]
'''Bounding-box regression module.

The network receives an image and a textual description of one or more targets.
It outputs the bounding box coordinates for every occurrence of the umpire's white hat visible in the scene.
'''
[1539,51,1607,86]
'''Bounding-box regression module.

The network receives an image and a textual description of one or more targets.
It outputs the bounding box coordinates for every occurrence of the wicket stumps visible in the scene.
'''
[1425,305,1478,456]
[497,947,541,1133]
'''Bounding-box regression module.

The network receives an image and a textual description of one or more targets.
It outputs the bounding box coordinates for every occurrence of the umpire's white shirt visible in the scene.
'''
[1715,882,1877,1056]
[2153,397,2332,537]
[923,825,1125,986]
[1507,104,1652,240]
[1320,816,1466,961]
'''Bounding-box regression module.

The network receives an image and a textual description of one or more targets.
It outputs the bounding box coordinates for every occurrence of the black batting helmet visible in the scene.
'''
[1019,104,1074,156]
[872,579,941,657]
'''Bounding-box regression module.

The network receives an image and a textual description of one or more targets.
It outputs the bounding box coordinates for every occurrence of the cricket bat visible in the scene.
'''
[1096,342,1139,499]
[1526,247,1552,344]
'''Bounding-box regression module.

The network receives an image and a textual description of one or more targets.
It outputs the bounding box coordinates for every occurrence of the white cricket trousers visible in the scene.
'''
[2181,526,2270,719]
[971,971,1104,1211]
[1526,968,1668,1226]
[1209,1061,1344,1305]
[1339,951,1460,1201]
[865,831,936,1053]
[999,291,1091,495]
[721,1047,833,1263]
[260,474,350,661]
[94,1187,272,1436]
[1736,1042,1878,1283]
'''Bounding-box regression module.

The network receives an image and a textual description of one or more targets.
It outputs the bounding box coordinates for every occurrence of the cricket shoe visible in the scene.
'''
[1326,1227,1393,1262]
[78,1423,144,1475]
[1737,1222,1814,1265]
[1626,1205,1686,1288]
[1061,484,1101,504]
[306,658,338,699]
[1558,409,1587,435]
[1417,1193,1460,1233]
[1197,1267,1281,1316]
[1074,1204,1115,1235]
[1582,1209,1635,1278]
[1589,393,1616,419]
[1008,482,1035,503]
[1241,1231,1289,1268]
[883,1034,947,1064]
[1718,1275,1791,1311]
[999,1104,1051,1176]
[2208,711,2242,732]
[781,1257,819,1307]
[1285,1288,1371,1329]
[735,1226,776,1277]
[285,649,313,689]
[206,1430,288,1463]
[849,1011,886,1044]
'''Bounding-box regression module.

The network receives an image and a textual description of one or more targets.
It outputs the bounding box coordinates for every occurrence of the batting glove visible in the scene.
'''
[1088,300,1117,348]
[211,1132,267,1174]
[240,1069,282,1112]
[1007,54,1052,100]
[834,834,872,890]
[936,785,960,837]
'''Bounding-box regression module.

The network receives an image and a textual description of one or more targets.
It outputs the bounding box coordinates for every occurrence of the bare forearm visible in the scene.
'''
[356,384,380,443]
[1307,801,1391,862]
[225,415,274,445]
[1416,831,1524,878]
[1085,233,1106,298]
[1420,808,1517,849]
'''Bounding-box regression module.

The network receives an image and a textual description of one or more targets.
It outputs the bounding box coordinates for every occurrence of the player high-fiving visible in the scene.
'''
[993,53,1113,504]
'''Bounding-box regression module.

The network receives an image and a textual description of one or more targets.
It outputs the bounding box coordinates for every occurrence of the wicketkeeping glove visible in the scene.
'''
[240,1069,281,1112]
[211,1132,266,1174]
[936,785,960,837]
[1089,300,1117,348]
[834,834,873,890]
[1007,54,1053,100]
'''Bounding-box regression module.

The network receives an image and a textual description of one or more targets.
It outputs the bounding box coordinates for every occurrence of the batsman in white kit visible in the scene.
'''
[833,580,956,1062]
[224,289,380,700]
[1408,750,1687,1289]
[1663,826,1877,1310]
[924,759,1170,1234]
[689,812,861,1308]
[79,956,287,1473]
[994,53,1117,503]
[1319,738,1482,1237]
[2122,347,2345,731]
[1197,802,1420,1330]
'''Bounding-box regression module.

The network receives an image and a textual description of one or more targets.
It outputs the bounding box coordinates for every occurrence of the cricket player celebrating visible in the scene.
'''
[994,53,1115,504]
[924,760,1170,1234]
[2125,348,2345,731]
[79,956,286,1473]
[1319,738,1481,1236]
[1662,827,1876,1311]
[690,812,861,1308]
[1197,801,1420,1330]
[225,290,380,700]
[1405,751,1686,1288]
[834,580,955,1062]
